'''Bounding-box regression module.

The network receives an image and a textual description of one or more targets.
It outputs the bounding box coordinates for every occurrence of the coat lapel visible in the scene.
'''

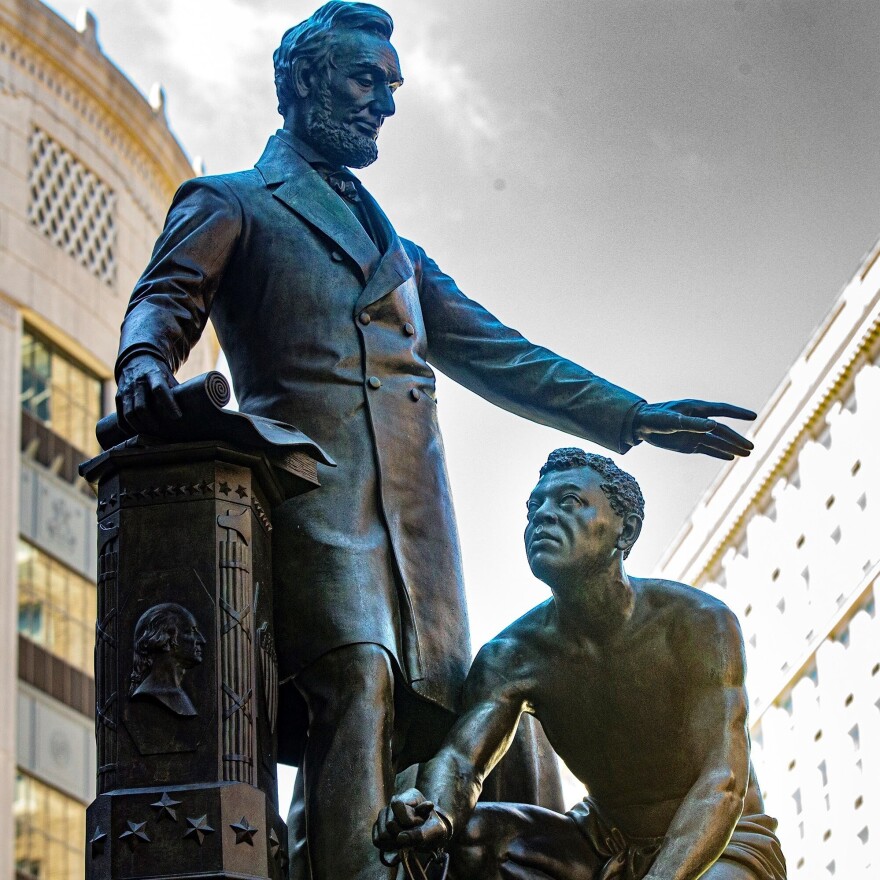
[255,135,414,309]
[353,186,413,314]
[256,136,380,283]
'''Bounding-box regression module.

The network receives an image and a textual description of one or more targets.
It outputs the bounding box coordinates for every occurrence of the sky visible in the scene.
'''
[45,0,880,644]
[44,0,879,811]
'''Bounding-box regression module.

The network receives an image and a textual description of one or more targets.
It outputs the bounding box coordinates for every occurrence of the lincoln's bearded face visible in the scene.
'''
[305,78,379,169]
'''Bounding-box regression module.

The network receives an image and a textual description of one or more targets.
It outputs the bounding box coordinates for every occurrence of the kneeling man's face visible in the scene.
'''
[525,467,622,586]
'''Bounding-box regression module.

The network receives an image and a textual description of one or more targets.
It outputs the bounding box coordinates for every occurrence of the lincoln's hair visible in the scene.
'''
[540,448,645,524]
[129,603,188,694]
[273,1,394,117]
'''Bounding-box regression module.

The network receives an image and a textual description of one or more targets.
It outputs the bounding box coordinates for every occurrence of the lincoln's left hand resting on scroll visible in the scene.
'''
[374,448,787,880]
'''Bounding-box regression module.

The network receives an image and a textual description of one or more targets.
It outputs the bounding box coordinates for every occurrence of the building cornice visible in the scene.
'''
[656,235,880,585]
[0,0,194,206]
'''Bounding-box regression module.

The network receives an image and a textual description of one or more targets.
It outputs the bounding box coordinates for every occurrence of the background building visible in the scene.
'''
[0,2,215,876]
[656,236,880,878]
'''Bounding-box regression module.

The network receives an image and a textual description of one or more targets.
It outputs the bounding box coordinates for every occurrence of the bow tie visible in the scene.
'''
[318,167,361,203]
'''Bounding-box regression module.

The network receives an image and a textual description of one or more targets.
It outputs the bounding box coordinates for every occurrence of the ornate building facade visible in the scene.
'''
[656,237,880,879]
[0,2,215,876]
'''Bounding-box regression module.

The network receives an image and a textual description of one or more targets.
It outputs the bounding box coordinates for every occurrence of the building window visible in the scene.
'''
[17,540,96,677]
[849,724,860,750]
[14,771,85,880]
[21,326,102,457]
[27,127,117,286]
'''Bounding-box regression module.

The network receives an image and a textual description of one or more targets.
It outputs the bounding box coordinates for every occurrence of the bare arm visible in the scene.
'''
[374,638,532,852]
[644,606,750,880]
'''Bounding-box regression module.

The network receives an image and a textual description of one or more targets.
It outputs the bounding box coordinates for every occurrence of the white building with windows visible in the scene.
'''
[0,2,214,876]
[656,236,880,879]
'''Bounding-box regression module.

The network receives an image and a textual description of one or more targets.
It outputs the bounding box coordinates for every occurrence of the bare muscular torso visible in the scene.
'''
[493,578,751,837]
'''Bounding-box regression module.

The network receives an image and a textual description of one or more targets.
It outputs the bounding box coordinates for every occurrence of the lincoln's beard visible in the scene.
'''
[305,81,379,169]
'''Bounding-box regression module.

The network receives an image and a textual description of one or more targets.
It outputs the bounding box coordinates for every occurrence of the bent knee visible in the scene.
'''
[297,643,395,721]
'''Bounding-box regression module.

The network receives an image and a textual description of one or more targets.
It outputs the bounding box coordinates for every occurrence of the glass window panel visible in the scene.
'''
[14,773,85,880]
[17,540,96,675]
[46,786,68,842]
[20,325,103,455]
[48,565,66,611]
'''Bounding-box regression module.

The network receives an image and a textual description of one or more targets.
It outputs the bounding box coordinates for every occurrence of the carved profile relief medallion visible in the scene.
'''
[120,569,214,757]
[129,603,206,716]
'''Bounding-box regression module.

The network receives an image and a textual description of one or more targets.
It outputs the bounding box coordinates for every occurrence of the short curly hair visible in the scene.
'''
[540,447,645,524]
[273,1,394,117]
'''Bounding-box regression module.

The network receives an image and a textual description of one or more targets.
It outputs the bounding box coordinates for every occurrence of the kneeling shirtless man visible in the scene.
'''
[375,448,786,880]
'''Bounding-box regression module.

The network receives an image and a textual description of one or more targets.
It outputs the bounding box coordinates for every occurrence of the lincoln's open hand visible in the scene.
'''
[373,788,451,854]
[115,353,181,436]
[634,400,757,460]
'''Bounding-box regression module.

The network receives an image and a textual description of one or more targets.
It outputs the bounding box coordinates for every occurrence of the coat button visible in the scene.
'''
[403,322,415,336]
[331,250,344,262]
[359,311,371,325]
[368,376,382,389]
[409,388,420,401]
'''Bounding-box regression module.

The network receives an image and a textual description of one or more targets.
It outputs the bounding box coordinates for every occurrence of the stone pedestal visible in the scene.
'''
[80,439,303,880]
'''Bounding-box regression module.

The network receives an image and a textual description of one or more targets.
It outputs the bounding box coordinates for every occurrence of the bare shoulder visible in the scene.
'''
[635,578,745,684]
[464,600,555,704]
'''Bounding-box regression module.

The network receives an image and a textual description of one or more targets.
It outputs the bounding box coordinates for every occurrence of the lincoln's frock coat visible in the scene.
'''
[118,133,642,762]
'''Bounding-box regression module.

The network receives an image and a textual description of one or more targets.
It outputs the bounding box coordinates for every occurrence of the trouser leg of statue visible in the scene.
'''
[292,643,397,880]
[287,772,309,880]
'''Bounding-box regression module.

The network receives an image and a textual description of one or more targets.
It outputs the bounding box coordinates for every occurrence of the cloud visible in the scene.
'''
[396,14,502,167]
[147,0,290,91]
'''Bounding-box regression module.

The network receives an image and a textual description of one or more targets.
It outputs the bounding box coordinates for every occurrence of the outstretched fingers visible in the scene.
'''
[642,409,717,437]
[676,400,757,422]
[708,421,754,454]
[695,444,736,461]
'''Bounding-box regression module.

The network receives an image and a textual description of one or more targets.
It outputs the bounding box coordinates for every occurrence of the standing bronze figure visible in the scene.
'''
[114,4,757,878]
[375,449,786,880]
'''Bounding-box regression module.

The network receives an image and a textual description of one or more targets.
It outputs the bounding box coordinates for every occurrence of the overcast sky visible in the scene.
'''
[48,0,879,647]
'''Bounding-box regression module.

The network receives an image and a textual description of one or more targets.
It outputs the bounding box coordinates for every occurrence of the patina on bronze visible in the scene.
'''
[112,4,758,878]
[375,450,786,880]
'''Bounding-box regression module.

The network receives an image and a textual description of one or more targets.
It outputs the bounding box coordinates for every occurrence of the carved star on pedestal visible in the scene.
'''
[230,816,258,845]
[183,815,215,845]
[150,792,181,822]
[234,484,248,499]
[119,820,150,850]
[218,481,232,496]
[89,826,108,856]
[269,827,282,859]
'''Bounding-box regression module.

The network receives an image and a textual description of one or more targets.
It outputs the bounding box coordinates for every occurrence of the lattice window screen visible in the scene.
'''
[28,128,117,286]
